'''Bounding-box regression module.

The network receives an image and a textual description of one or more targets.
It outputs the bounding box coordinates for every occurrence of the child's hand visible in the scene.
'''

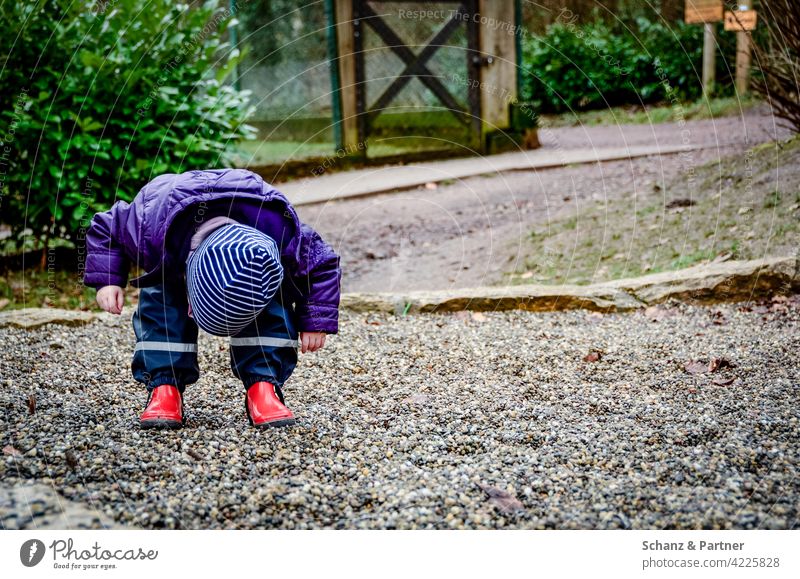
[299,331,326,353]
[97,285,125,315]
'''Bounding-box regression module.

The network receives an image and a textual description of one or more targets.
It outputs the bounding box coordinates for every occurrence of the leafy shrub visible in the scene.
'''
[521,16,731,113]
[0,0,255,259]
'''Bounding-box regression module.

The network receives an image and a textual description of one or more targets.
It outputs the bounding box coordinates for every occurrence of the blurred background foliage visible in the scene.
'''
[0,0,254,261]
[520,13,738,113]
[0,0,771,264]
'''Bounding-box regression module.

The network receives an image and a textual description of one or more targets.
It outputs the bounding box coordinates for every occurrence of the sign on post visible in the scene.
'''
[686,2,722,96]
[685,0,723,24]
[726,4,757,94]
[724,10,758,31]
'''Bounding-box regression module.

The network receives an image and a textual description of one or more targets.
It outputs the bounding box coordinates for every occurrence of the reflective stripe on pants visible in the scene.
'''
[132,279,299,391]
[229,290,299,390]
[132,281,200,391]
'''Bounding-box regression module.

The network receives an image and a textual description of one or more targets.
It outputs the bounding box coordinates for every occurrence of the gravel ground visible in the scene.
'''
[298,109,792,293]
[1,296,798,529]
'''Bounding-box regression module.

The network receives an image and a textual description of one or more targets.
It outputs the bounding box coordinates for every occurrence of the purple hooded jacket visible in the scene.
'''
[83,169,341,334]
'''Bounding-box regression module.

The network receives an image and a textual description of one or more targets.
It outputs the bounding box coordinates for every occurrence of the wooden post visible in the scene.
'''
[702,23,716,97]
[334,0,359,150]
[736,1,752,95]
[685,1,723,99]
[478,0,517,132]
[229,0,240,91]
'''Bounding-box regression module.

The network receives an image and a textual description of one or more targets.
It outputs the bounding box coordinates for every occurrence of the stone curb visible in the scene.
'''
[0,308,99,329]
[341,256,800,315]
[0,481,125,530]
[1,257,796,327]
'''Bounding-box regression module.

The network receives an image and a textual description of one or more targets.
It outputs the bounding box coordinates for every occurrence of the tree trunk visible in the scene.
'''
[39,227,51,272]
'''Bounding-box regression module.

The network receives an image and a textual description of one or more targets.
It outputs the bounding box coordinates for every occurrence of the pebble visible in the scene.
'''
[0,299,798,529]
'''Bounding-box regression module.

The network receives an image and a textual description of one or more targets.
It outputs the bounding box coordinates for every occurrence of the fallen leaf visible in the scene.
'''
[666,198,695,209]
[478,484,525,514]
[583,351,602,363]
[3,445,22,457]
[708,357,735,373]
[65,450,78,471]
[709,310,728,325]
[770,301,789,313]
[27,393,36,415]
[186,448,204,461]
[644,305,672,322]
[471,312,487,322]
[711,376,735,386]
[684,361,708,375]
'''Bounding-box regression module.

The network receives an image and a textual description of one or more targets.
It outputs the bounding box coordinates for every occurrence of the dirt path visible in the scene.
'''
[296,108,793,293]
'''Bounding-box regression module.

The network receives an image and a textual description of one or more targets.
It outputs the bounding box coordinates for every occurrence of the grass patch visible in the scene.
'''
[0,270,140,311]
[764,190,782,208]
[234,136,466,167]
[539,96,761,128]
[232,141,338,166]
[669,249,717,270]
[508,136,800,286]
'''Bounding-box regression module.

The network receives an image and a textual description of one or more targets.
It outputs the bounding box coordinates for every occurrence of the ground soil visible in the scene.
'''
[297,106,797,293]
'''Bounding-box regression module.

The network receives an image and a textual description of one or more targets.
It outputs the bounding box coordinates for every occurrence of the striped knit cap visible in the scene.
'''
[186,224,284,336]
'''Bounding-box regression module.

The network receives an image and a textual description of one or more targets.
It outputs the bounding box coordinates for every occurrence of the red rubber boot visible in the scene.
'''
[140,384,184,429]
[245,381,296,428]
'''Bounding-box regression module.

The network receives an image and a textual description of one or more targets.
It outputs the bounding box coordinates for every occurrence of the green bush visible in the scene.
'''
[0,0,255,256]
[521,17,729,113]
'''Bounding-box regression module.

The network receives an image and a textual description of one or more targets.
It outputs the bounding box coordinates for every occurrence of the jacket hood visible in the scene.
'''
[128,170,302,288]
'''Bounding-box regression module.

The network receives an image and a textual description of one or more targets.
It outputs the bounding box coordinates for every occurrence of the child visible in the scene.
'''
[83,168,341,430]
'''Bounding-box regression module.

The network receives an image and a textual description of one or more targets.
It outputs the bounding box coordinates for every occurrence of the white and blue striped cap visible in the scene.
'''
[185,224,284,336]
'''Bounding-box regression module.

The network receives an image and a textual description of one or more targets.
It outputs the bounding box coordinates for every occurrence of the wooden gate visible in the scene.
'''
[330,0,521,156]
[351,0,483,150]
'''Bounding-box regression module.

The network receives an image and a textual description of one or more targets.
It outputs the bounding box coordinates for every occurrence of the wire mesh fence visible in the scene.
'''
[359,1,474,149]
[235,0,481,163]
[237,0,334,162]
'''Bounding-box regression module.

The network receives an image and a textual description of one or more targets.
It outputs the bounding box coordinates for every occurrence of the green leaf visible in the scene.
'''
[0,0,254,247]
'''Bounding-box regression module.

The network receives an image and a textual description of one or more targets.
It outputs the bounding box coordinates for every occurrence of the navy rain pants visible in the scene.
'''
[131,277,299,394]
